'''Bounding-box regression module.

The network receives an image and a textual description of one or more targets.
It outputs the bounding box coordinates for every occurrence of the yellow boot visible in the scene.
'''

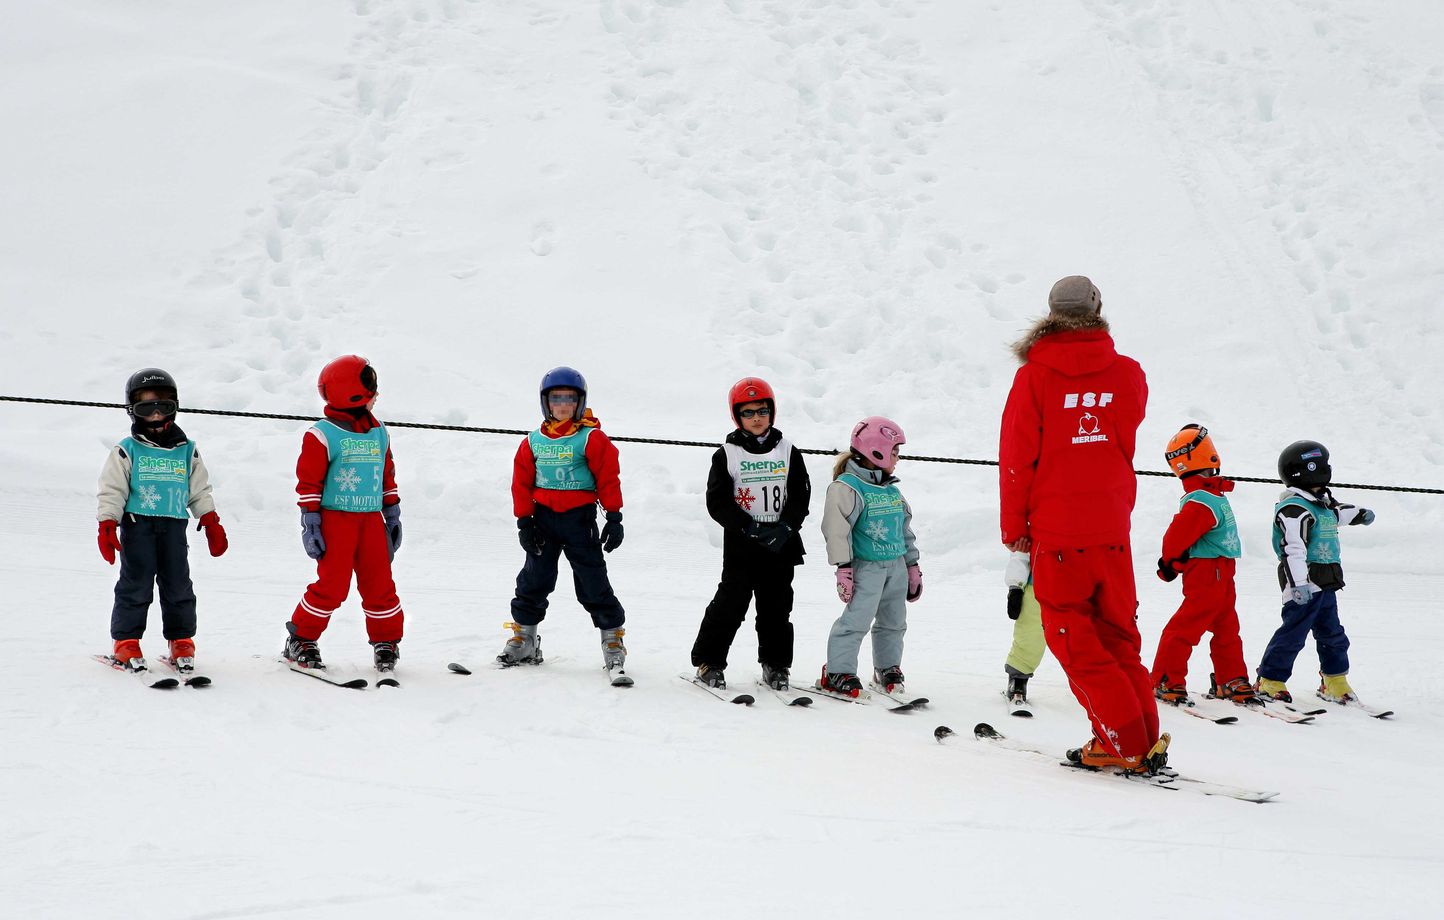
[1255,677,1292,703]
[1318,672,1357,704]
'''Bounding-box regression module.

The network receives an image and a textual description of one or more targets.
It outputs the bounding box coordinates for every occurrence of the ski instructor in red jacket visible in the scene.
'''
[998,276,1164,773]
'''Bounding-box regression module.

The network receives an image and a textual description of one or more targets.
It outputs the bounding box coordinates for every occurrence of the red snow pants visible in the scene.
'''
[290,510,404,643]
[1150,557,1246,689]
[1034,543,1159,759]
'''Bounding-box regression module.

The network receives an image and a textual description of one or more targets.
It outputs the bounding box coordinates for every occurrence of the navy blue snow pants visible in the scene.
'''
[1257,588,1350,682]
[110,514,197,641]
[510,505,625,629]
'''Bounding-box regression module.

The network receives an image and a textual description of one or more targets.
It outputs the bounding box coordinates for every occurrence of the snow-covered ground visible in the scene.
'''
[4,1,1444,916]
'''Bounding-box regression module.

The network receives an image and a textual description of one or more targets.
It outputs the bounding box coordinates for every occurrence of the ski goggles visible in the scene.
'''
[737,407,772,419]
[132,399,178,418]
[546,393,580,405]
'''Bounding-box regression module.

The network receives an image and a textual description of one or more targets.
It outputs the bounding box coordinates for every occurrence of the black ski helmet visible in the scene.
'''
[124,368,179,422]
[1278,440,1331,489]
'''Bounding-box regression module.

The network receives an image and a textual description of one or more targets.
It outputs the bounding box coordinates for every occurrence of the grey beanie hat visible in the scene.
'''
[1048,275,1102,315]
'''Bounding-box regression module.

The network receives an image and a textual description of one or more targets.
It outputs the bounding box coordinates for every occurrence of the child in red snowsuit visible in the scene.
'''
[283,355,405,675]
[1151,425,1257,705]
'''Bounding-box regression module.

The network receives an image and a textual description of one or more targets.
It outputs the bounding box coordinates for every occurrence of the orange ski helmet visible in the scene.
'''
[728,377,775,425]
[1164,424,1220,478]
[317,355,378,410]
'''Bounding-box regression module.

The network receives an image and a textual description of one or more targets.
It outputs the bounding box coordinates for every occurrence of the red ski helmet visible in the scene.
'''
[728,377,775,425]
[317,355,377,409]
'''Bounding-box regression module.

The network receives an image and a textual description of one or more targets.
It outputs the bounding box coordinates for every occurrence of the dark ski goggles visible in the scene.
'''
[738,407,772,419]
[547,392,580,405]
[132,398,178,418]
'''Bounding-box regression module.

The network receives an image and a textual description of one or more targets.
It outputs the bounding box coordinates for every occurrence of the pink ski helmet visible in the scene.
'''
[850,416,906,472]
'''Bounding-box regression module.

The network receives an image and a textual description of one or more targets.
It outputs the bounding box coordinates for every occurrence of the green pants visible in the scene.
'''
[1005,584,1045,677]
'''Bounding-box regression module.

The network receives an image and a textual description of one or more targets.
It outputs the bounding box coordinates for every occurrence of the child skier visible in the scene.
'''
[1151,425,1257,705]
[97,368,228,676]
[818,416,921,698]
[283,355,405,676]
[690,377,811,691]
[500,366,629,680]
[1255,440,1376,704]
[1002,550,1043,713]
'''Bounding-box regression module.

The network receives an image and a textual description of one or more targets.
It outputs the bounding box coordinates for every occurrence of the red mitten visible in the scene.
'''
[197,511,228,557]
[98,520,121,565]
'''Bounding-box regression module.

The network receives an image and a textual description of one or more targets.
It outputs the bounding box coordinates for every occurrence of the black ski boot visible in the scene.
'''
[371,640,399,673]
[283,622,324,669]
[761,663,790,691]
[696,665,726,689]
[1007,673,1029,705]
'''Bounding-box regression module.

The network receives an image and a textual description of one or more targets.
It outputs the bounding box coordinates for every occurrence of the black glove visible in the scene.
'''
[517,516,544,556]
[1156,556,1181,583]
[600,511,624,553]
[1006,586,1023,620]
[744,520,766,540]
[758,522,793,554]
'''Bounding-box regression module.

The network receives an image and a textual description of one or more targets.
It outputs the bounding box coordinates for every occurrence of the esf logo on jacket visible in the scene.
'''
[1063,392,1113,408]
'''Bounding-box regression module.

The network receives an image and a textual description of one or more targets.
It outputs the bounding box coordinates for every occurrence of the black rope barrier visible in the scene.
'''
[5,393,1440,495]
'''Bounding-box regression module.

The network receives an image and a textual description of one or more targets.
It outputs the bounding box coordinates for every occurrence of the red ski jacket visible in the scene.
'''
[1160,476,1235,568]
[295,407,399,512]
[999,329,1147,548]
[511,415,624,517]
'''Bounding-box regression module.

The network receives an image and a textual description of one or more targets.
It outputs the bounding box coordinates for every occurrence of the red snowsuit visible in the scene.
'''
[999,326,1157,759]
[289,407,404,643]
[1150,477,1246,688]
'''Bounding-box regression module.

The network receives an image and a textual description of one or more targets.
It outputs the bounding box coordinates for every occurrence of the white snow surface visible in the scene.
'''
[4,1,1444,916]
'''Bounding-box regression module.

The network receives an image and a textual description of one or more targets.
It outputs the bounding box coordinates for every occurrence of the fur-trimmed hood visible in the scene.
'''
[1011,312,1110,364]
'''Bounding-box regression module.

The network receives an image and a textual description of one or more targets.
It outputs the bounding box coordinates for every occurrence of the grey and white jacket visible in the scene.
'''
[97,434,217,523]
[821,457,920,567]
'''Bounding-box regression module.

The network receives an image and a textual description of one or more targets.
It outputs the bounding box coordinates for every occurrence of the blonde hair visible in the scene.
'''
[831,451,851,480]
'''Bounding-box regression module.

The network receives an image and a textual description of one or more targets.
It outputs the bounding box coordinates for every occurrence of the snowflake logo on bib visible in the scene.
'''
[865,520,889,542]
[138,484,160,510]
[335,466,362,493]
[735,487,755,511]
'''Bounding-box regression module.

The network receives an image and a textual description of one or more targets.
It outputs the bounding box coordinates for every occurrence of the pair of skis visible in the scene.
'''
[93,654,210,689]
[939,723,1279,804]
[678,674,812,707]
[449,660,635,688]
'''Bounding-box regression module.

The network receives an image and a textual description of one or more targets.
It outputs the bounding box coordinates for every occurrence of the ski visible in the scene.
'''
[1005,692,1034,718]
[1185,692,1312,724]
[376,674,401,688]
[1281,702,1329,717]
[284,660,368,689]
[755,681,813,707]
[94,654,179,689]
[941,724,1278,804]
[678,674,753,705]
[1158,698,1237,724]
[867,680,929,709]
[447,662,472,675]
[1314,695,1394,719]
[607,665,634,688]
[795,683,919,712]
[157,655,212,688]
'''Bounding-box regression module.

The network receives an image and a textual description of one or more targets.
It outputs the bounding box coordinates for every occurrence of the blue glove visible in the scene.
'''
[382,504,402,559]
[600,511,624,553]
[1289,584,1315,606]
[1359,508,1375,525]
[301,511,325,560]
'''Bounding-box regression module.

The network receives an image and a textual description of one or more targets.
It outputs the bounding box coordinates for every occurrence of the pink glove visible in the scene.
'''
[907,564,923,602]
[98,520,121,565]
[835,565,854,603]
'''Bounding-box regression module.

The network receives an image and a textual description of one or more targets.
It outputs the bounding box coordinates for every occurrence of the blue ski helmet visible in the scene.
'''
[539,366,587,420]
